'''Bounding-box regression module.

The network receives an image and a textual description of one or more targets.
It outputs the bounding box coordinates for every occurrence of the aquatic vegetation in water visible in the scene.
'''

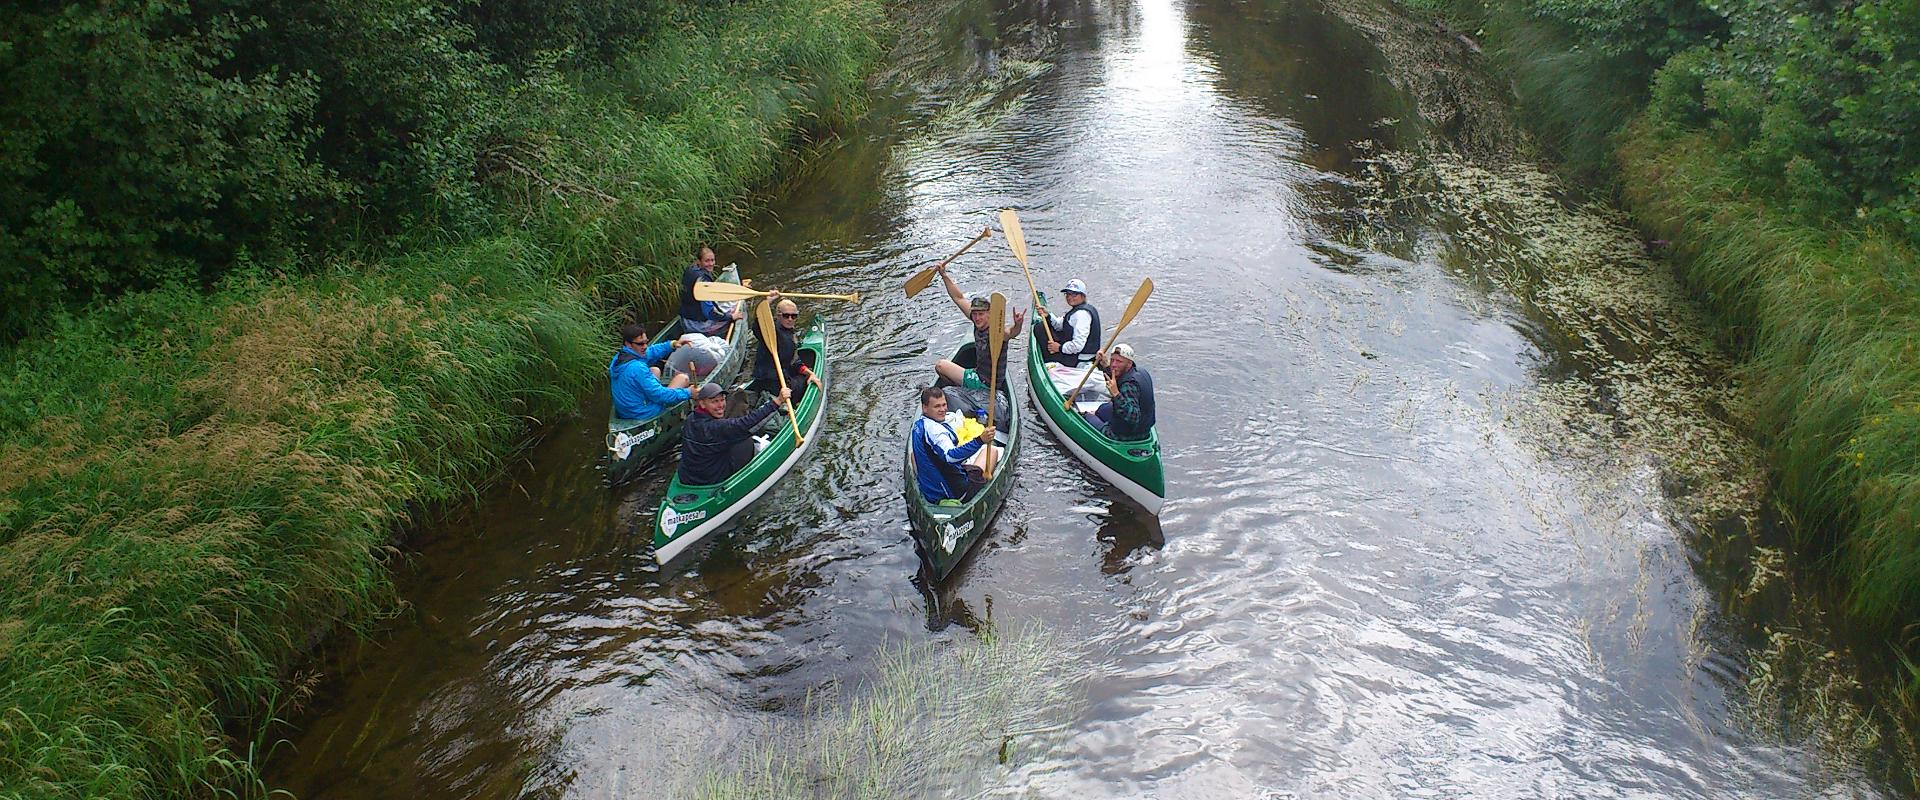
[1333,146,1920,780]
[679,622,1082,799]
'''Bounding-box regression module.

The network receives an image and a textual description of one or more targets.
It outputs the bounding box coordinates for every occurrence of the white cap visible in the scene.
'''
[1110,342,1135,360]
[1061,279,1088,295]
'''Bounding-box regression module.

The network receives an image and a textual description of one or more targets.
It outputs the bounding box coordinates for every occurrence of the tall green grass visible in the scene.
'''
[0,0,883,797]
[1434,0,1645,184]
[1617,124,1920,626]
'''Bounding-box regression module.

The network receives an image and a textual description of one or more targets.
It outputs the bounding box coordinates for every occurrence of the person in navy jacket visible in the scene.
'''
[1085,343,1155,441]
[678,246,744,336]
[679,382,788,485]
[608,323,693,421]
[911,386,995,504]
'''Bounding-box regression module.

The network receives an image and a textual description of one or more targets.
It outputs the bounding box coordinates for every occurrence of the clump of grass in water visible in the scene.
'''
[683,623,1081,799]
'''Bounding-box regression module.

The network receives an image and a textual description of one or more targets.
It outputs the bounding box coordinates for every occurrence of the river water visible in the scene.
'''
[268,0,1893,796]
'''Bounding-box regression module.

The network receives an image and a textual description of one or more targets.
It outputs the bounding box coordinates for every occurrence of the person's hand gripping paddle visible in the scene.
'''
[1068,277,1153,406]
[755,298,805,445]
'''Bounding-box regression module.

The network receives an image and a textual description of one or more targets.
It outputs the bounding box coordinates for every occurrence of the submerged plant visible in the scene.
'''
[680,622,1082,799]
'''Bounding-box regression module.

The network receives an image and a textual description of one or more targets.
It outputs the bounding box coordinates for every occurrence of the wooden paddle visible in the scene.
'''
[755,298,805,445]
[1067,277,1154,407]
[904,227,993,298]
[696,281,860,304]
[999,209,1055,347]
[984,291,1007,479]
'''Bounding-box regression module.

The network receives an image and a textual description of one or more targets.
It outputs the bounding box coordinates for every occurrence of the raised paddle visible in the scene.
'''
[755,298,805,446]
[696,281,861,304]
[984,291,1007,479]
[904,227,993,298]
[1067,277,1154,407]
[999,209,1055,347]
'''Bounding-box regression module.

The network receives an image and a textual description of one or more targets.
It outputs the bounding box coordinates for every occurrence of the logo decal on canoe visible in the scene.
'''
[940,521,966,553]
[660,507,708,538]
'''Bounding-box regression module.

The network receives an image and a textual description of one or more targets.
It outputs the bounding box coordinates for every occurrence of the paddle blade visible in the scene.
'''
[754,298,779,358]
[999,209,1030,268]
[694,280,762,302]
[1107,277,1154,341]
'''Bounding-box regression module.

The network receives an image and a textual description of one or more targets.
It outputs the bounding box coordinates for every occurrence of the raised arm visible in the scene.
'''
[939,266,970,317]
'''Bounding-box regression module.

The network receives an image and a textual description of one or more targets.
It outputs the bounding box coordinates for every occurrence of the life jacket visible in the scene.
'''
[1050,302,1102,366]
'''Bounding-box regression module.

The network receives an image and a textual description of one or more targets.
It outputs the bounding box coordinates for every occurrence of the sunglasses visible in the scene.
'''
[778,312,800,319]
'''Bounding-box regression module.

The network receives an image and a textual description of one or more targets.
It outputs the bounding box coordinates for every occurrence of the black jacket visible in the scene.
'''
[753,324,801,383]
[678,402,779,485]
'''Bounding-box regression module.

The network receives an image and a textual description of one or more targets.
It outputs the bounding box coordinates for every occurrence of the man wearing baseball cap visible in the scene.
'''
[1043,278,1102,368]
[931,262,1026,392]
[1086,343,1155,441]
[678,382,788,485]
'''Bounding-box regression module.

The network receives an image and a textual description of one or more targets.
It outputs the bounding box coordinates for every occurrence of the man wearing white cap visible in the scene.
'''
[1085,343,1155,441]
[1043,278,1101,369]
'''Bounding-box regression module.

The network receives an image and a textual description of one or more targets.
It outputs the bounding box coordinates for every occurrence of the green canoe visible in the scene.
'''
[1026,298,1165,514]
[652,315,830,563]
[605,264,750,486]
[904,371,1022,580]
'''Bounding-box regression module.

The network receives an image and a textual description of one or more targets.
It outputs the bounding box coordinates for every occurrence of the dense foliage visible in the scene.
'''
[0,0,731,341]
[0,0,883,796]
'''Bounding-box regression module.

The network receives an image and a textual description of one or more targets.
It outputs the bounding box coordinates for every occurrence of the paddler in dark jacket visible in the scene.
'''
[678,245,744,336]
[1085,343,1155,441]
[1043,278,1101,367]
[931,263,1026,391]
[679,382,788,485]
[748,295,818,401]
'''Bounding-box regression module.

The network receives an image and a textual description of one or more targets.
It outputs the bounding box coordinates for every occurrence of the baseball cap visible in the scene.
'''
[1110,343,1135,359]
[969,294,991,311]
[1061,279,1088,295]
[696,382,727,400]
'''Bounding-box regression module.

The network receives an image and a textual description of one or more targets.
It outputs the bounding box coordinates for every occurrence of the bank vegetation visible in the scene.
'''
[1402,0,1920,767]
[0,1,881,797]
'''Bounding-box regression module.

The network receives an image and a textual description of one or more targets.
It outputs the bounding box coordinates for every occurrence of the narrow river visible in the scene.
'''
[269,0,1891,796]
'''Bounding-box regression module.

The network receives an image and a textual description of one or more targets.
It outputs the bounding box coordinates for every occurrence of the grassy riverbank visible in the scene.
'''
[1405,0,1920,757]
[0,1,881,797]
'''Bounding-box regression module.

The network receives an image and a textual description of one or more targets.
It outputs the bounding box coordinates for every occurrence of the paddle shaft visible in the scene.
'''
[695,281,859,304]
[984,292,1007,479]
[905,227,992,298]
[1067,277,1154,406]
[755,299,805,445]
[999,209,1055,346]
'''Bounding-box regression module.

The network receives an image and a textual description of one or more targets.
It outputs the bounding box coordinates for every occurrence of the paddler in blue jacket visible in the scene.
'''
[911,386,995,504]
[609,323,693,421]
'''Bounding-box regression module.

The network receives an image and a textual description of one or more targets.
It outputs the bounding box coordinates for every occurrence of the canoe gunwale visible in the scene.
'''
[1025,297,1165,514]
[652,315,831,563]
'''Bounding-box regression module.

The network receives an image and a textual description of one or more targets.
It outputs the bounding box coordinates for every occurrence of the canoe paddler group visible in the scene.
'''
[606,212,1164,572]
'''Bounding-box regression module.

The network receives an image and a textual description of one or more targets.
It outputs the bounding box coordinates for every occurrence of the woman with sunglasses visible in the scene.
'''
[747,295,819,403]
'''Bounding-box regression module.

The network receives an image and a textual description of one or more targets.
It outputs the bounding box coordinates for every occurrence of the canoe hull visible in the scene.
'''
[652,316,830,563]
[1025,303,1165,513]
[904,367,1022,580]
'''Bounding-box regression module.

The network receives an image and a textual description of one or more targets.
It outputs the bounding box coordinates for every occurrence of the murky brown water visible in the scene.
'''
[268,0,1896,796]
